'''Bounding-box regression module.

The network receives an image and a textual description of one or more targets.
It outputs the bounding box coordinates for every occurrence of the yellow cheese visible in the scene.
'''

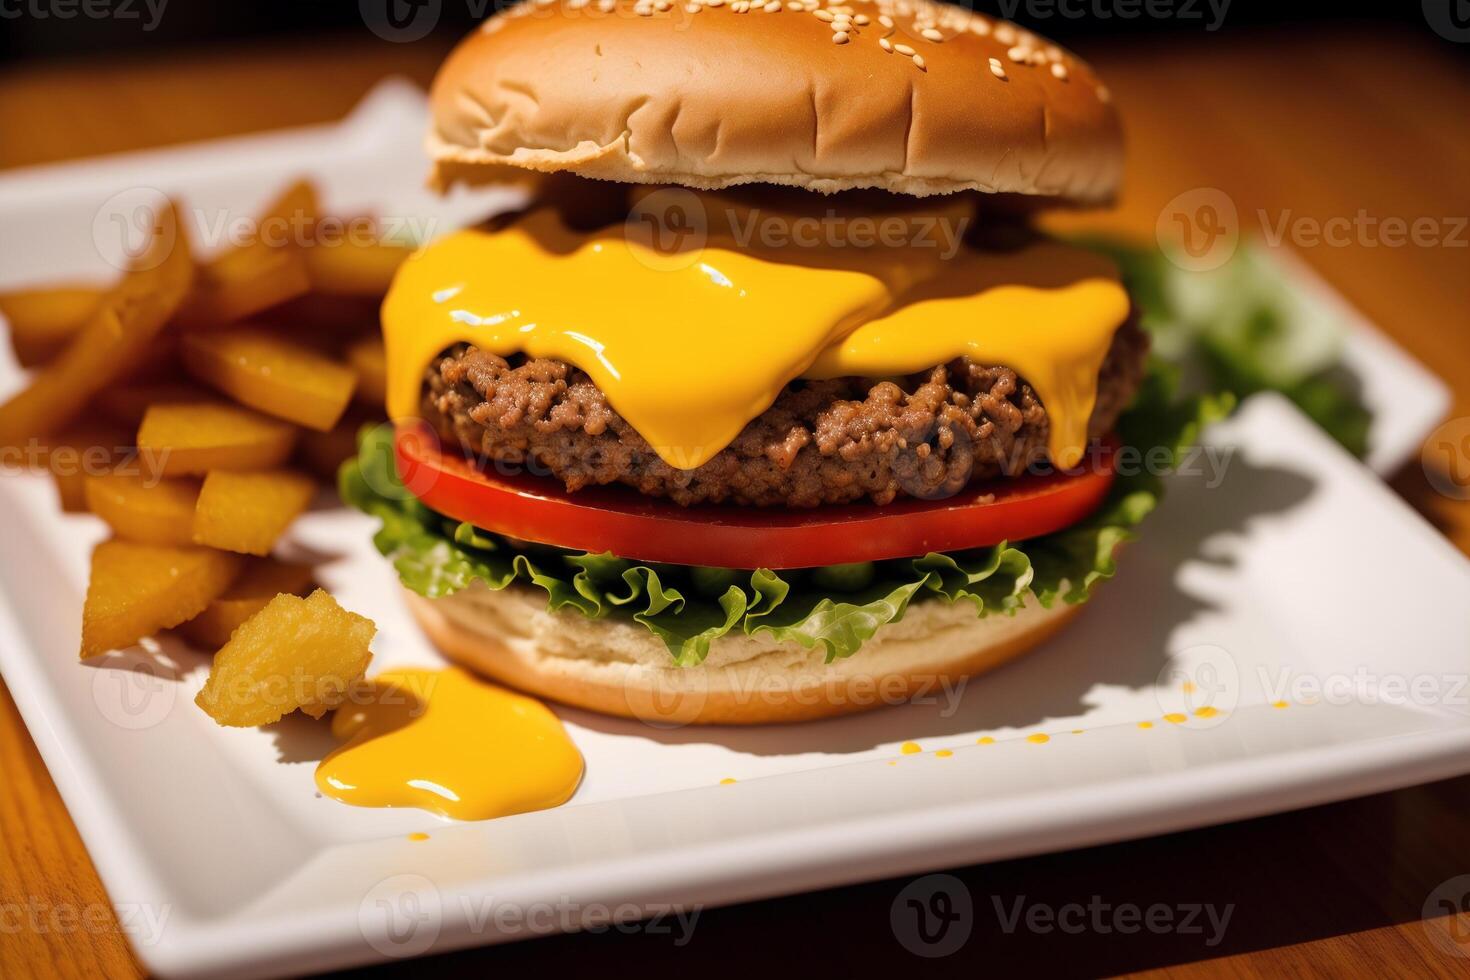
[383,203,1128,471]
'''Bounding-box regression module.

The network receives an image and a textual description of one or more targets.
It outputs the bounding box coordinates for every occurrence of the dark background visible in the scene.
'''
[0,0,1461,63]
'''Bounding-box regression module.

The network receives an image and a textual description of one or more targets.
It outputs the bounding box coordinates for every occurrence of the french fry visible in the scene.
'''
[345,335,387,409]
[95,381,212,428]
[81,540,241,659]
[1,285,107,367]
[181,328,357,431]
[84,471,202,546]
[194,589,374,726]
[303,239,413,297]
[178,557,315,650]
[136,402,297,477]
[0,201,194,447]
[177,180,318,326]
[192,469,316,556]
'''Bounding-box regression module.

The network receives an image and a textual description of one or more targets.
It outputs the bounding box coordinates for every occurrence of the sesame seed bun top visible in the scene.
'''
[427,0,1124,203]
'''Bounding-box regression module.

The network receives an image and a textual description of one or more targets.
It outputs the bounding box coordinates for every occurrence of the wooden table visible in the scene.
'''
[2,25,1468,979]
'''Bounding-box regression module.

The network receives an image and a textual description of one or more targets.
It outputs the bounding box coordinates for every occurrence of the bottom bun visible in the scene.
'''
[406,584,1083,726]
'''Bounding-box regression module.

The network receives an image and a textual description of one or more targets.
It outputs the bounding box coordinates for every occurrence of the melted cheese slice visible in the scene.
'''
[383,206,1129,471]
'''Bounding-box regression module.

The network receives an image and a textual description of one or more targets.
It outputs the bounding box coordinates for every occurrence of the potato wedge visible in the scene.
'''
[193,469,315,555]
[179,246,311,326]
[345,336,387,409]
[176,180,319,326]
[178,557,315,650]
[194,589,374,727]
[81,540,241,659]
[137,402,297,477]
[32,424,133,513]
[0,200,194,447]
[182,328,357,431]
[85,471,201,546]
[303,239,413,296]
[95,381,212,428]
[1,284,106,367]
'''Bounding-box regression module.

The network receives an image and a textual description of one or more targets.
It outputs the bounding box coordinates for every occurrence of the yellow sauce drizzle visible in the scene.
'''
[383,205,1129,471]
[1026,732,1051,744]
[900,741,923,754]
[315,667,583,821]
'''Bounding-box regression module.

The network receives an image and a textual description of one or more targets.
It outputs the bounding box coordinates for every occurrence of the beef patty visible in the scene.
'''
[421,318,1148,508]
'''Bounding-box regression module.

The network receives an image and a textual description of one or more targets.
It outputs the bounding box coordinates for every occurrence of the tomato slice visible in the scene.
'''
[395,423,1116,570]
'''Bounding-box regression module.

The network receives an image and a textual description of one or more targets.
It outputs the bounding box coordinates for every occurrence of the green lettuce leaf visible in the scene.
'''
[1079,236,1370,457]
[342,374,1228,665]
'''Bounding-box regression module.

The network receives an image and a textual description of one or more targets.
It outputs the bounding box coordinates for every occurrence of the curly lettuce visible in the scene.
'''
[341,371,1229,666]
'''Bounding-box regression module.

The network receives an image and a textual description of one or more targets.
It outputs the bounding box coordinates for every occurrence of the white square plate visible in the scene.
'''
[1,82,1466,979]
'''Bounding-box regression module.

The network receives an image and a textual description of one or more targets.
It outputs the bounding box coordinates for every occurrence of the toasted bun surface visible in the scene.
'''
[406,586,1082,725]
[429,0,1121,203]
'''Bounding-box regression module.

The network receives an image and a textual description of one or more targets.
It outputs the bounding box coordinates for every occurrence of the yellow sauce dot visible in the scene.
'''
[1163,713,1188,724]
[719,777,737,785]
[1193,706,1220,719]
[1137,721,1154,730]
[1070,729,1085,735]
[900,741,922,754]
[1026,733,1050,744]
[407,832,430,842]
[886,760,898,766]
[1181,680,1197,694]
[976,736,996,745]
[1272,700,1289,709]
[935,749,954,758]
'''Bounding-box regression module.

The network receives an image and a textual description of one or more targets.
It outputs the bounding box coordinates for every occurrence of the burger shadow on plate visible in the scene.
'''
[563,451,1317,755]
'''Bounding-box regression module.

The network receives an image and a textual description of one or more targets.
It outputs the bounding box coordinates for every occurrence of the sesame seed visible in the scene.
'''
[814,8,833,19]
[989,59,1006,79]
[912,53,926,69]
[879,36,893,51]
[832,30,849,43]
[655,0,670,8]
[894,42,915,55]
[707,0,723,4]
[995,23,1016,45]
[921,27,942,41]
[1051,62,1068,79]
[878,13,893,27]
[1007,45,1029,61]
[854,13,869,24]
[765,0,781,10]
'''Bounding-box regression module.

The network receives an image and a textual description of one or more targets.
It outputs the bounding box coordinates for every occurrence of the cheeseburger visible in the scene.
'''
[343,0,1216,724]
